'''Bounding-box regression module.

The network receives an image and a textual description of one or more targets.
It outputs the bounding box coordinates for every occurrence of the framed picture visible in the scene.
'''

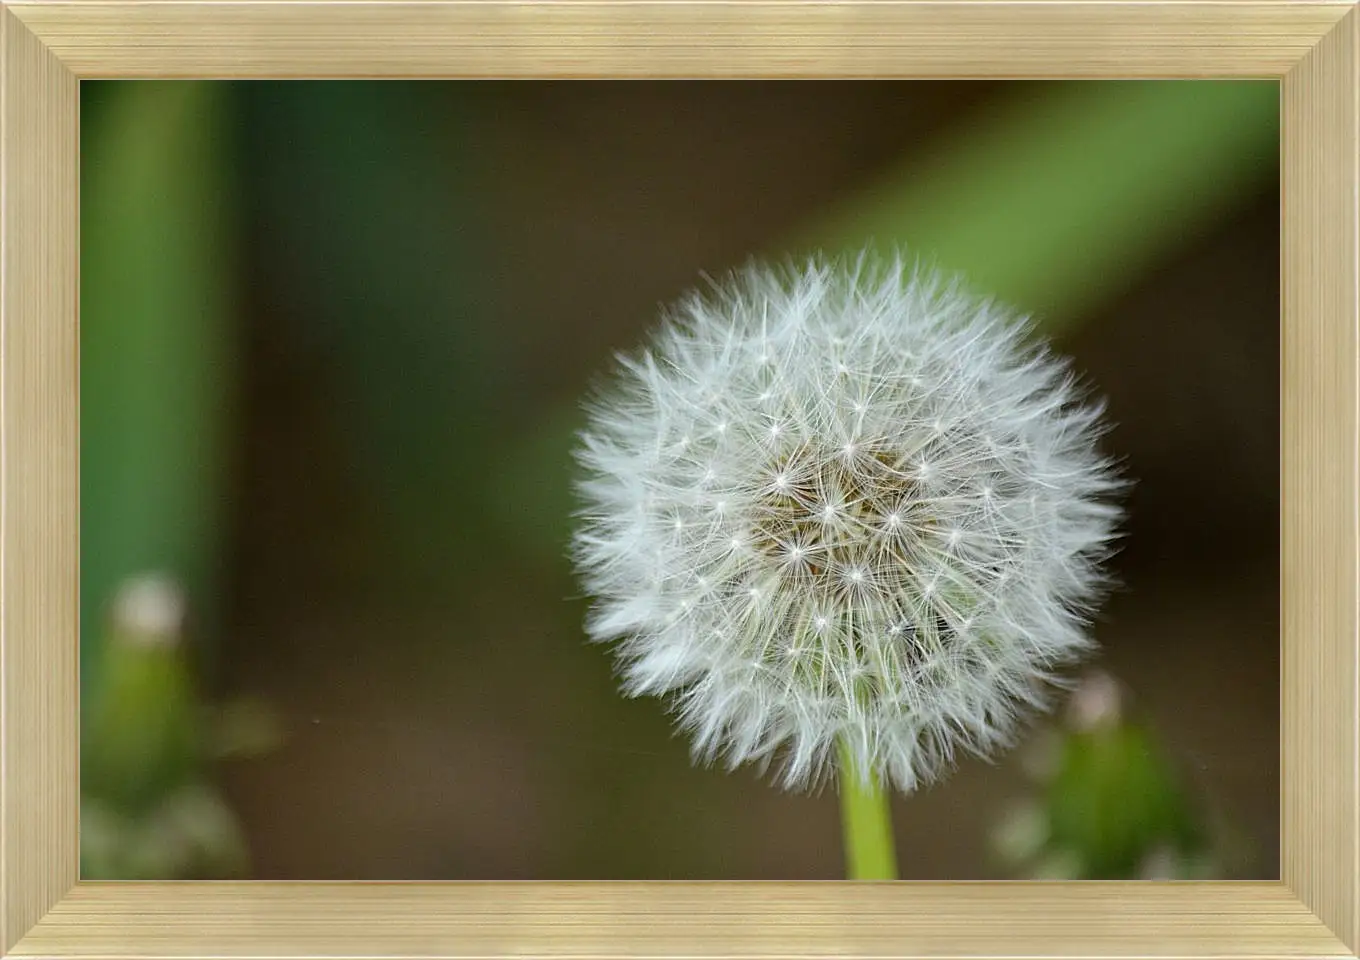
[2,2,1356,958]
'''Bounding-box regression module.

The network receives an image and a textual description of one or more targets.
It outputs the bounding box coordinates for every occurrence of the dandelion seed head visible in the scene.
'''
[572,252,1123,794]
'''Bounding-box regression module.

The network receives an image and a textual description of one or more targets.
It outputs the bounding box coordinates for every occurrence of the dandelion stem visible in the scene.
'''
[838,739,898,880]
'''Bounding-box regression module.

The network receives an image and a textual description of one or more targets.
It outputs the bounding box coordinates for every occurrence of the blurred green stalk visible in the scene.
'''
[838,739,898,880]
[81,81,237,694]
[798,80,1279,333]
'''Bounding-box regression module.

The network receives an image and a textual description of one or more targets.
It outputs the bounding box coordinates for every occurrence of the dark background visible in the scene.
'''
[79,81,1280,880]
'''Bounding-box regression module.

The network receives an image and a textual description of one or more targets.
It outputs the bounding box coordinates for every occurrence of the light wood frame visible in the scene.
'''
[1,1,1356,957]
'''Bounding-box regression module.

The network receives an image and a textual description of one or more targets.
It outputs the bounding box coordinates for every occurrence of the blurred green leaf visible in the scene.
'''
[798,80,1279,332]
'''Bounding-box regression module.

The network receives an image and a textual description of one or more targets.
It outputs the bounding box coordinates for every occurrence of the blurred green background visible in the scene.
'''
[79,80,1280,881]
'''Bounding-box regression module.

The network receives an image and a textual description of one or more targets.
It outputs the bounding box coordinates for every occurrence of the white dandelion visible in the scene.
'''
[572,252,1123,796]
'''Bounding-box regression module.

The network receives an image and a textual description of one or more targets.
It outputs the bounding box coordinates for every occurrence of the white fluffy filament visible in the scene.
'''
[572,253,1123,794]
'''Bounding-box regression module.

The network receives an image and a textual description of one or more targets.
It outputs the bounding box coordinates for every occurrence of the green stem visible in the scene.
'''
[838,739,899,880]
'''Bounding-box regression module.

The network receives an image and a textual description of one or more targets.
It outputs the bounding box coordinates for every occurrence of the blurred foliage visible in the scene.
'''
[991,672,1223,879]
[81,81,239,693]
[801,81,1279,333]
[83,783,249,881]
[81,575,281,879]
[81,82,269,879]
[83,578,203,812]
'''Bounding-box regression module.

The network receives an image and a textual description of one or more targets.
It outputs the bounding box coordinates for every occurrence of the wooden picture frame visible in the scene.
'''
[2,2,1356,957]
